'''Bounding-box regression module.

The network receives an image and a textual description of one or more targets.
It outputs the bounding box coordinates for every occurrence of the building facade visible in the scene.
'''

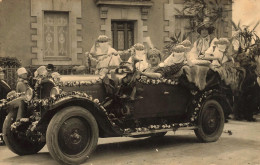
[0,0,232,67]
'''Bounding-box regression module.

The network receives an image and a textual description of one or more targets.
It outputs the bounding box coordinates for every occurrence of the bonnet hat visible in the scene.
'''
[214,38,230,45]
[173,45,186,53]
[215,38,230,52]
[97,35,109,43]
[17,67,27,76]
[133,43,145,51]
[147,48,161,60]
[180,40,192,51]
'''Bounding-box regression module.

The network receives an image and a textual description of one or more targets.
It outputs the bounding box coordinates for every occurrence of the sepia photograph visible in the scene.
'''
[0,0,260,164]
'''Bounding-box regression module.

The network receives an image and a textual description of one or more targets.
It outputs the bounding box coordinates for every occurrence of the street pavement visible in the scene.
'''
[0,116,260,165]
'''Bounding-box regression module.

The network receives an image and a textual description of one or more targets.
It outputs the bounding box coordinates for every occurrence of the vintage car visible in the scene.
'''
[1,64,231,165]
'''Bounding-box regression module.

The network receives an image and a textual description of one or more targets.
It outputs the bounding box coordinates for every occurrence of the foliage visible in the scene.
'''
[0,57,21,68]
[231,20,260,55]
[164,32,189,55]
[175,0,232,31]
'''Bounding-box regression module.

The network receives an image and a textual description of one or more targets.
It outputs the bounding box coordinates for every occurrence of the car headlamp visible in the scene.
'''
[50,87,60,98]
[25,87,34,101]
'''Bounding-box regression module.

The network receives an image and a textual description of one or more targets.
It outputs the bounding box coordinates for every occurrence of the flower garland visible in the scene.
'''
[189,89,215,123]
[27,91,119,127]
[58,78,103,87]
[0,92,24,109]
[123,89,216,135]
[138,76,179,85]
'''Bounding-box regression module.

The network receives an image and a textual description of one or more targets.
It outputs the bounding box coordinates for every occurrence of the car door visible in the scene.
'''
[132,82,192,119]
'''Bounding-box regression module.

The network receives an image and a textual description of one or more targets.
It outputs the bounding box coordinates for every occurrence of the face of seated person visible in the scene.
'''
[19,73,28,80]
[200,29,209,38]
[148,54,160,67]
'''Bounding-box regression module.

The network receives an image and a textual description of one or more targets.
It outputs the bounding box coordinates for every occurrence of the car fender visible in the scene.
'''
[37,93,123,137]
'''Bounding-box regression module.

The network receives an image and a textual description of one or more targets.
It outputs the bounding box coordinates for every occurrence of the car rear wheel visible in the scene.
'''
[46,106,99,165]
[3,110,45,155]
[194,100,224,142]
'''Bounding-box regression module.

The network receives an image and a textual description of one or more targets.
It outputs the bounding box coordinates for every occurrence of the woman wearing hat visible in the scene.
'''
[203,38,232,68]
[141,48,162,78]
[187,18,218,66]
[141,46,186,79]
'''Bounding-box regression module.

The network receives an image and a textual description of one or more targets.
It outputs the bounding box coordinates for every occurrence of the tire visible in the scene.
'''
[3,110,45,155]
[194,100,224,142]
[46,106,99,165]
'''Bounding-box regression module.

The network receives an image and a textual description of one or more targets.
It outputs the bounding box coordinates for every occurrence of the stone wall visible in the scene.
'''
[0,0,32,66]
[0,0,233,66]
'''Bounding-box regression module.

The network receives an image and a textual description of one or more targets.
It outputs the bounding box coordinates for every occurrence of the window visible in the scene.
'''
[111,21,134,50]
[44,12,69,58]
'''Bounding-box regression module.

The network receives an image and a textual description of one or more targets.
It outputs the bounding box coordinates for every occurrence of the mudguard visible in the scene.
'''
[34,92,123,137]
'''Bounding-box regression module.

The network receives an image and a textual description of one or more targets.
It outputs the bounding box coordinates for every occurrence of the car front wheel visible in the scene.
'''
[194,100,224,142]
[46,106,99,165]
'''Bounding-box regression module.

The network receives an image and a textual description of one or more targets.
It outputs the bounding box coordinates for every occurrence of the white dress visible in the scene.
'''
[187,36,218,66]
[128,50,149,71]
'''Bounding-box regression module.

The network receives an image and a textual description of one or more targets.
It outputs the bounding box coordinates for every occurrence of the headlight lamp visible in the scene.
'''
[50,87,60,98]
[25,87,34,101]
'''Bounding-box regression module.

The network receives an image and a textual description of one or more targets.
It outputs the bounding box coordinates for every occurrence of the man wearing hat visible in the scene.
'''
[188,17,218,66]
[0,67,11,99]
[0,67,11,144]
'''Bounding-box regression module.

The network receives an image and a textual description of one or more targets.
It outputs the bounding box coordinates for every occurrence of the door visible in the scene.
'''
[111,21,134,50]
[132,83,192,118]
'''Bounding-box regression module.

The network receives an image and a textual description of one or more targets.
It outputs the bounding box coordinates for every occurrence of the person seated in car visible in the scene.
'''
[187,17,218,66]
[141,45,186,79]
[87,35,112,70]
[202,38,232,68]
[96,47,122,75]
[141,48,162,78]
[128,43,149,72]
